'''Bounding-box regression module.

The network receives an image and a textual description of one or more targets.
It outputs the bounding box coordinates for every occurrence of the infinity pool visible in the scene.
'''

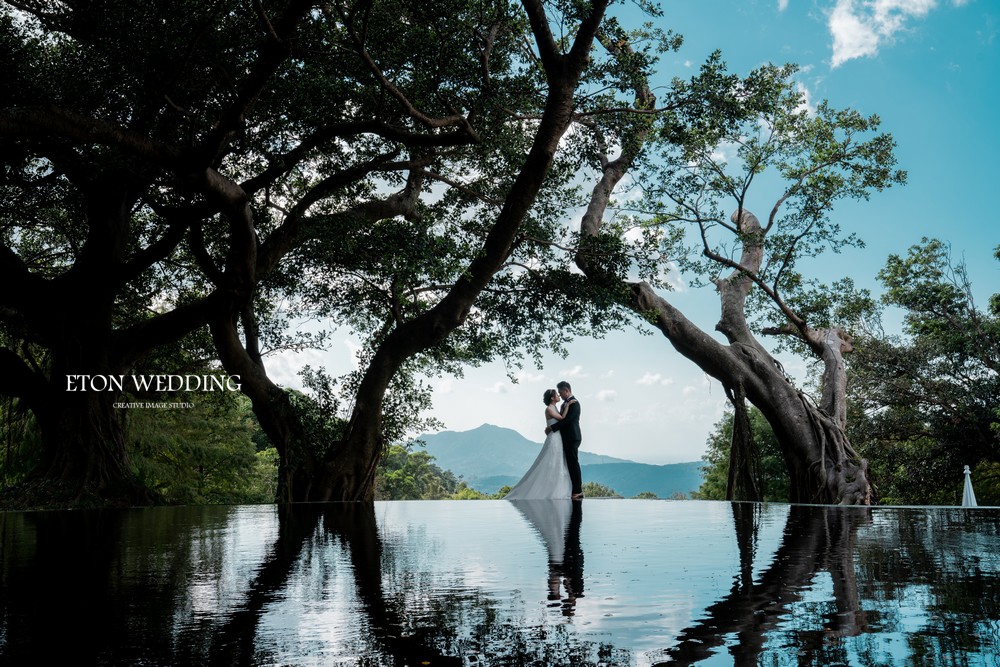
[1,500,997,665]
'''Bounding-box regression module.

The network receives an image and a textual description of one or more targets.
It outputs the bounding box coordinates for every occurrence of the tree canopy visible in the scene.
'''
[849,239,1000,505]
[0,0,676,504]
[559,43,904,503]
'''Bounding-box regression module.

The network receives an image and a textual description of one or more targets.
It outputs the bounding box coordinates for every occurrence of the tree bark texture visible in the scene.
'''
[725,385,763,502]
[630,270,873,505]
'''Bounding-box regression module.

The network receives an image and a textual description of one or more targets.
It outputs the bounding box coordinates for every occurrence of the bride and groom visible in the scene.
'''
[505,381,584,501]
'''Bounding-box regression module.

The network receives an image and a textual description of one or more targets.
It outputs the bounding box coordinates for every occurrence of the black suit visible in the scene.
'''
[550,397,582,495]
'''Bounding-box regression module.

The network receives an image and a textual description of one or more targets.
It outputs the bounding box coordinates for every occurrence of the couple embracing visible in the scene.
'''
[505,381,584,501]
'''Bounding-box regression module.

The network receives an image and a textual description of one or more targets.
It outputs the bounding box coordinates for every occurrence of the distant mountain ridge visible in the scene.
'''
[412,423,704,498]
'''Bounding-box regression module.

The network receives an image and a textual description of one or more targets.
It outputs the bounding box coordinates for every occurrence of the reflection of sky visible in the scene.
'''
[206,500,841,665]
[8,501,1000,665]
[362,500,794,662]
[238,499,786,664]
[178,506,279,622]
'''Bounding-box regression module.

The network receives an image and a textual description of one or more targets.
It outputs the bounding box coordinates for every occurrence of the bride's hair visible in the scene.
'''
[543,389,557,405]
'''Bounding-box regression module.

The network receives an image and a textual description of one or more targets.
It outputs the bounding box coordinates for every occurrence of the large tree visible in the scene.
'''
[695,405,789,502]
[0,0,904,507]
[0,0,668,504]
[264,0,651,500]
[563,52,904,503]
[0,0,488,504]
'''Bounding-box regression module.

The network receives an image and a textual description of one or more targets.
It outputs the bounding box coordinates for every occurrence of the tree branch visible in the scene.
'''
[198,0,316,160]
[328,1,479,138]
[0,106,180,166]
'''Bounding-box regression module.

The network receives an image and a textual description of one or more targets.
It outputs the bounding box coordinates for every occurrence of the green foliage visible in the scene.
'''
[128,393,277,504]
[582,481,622,498]
[632,491,659,499]
[374,444,461,500]
[0,0,908,508]
[848,239,1000,505]
[0,397,40,487]
[633,54,904,352]
[3,0,628,503]
[451,483,492,500]
[693,406,790,502]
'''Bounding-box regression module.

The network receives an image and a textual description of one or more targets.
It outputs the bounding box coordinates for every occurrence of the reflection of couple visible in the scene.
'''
[508,498,585,617]
[505,381,583,500]
[547,500,584,616]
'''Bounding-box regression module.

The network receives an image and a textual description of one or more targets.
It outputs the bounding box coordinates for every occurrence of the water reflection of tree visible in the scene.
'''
[853,508,1000,664]
[8,503,1000,665]
[0,507,243,665]
[323,501,630,666]
[209,503,1000,665]
[653,503,873,666]
[1,510,132,665]
[201,506,321,666]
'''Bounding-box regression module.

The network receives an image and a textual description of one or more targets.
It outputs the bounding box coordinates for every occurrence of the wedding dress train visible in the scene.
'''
[504,418,572,500]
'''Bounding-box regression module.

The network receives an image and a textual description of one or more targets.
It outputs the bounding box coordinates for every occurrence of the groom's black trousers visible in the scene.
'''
[562,438,582,495]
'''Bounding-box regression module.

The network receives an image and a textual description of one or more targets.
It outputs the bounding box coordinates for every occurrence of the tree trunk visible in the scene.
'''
[18,314,158,506]
[314,333,410,501]
[209,309,322,503]
[655,504,871,665]
[631,278,872,504]
[294,0,612,501]
[3,181,161,507]
[30,380,150,506]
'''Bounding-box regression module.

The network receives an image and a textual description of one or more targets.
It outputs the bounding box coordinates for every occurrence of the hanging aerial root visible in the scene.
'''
[798,391,873,505]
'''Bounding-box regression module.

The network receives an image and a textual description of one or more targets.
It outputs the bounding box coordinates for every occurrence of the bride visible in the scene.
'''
[504,389,573,500]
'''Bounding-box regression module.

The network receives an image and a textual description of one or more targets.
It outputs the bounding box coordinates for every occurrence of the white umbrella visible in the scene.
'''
[962,465,978,507]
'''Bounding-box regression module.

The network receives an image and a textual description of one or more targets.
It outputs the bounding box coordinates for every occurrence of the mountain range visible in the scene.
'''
[412,423,704,498]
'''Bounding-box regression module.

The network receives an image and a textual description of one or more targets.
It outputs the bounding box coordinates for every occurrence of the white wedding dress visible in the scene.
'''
[505,417,572,500]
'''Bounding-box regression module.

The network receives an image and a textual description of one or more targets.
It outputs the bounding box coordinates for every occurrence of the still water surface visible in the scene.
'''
[1,500,998,665]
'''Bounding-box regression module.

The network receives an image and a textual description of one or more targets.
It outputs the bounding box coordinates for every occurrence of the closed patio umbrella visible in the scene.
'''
[962,465,978,507]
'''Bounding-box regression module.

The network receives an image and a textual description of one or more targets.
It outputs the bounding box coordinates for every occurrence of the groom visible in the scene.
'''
[547,381,583,500]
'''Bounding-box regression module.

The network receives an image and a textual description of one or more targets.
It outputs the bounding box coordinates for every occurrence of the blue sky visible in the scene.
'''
[270,0,998,466]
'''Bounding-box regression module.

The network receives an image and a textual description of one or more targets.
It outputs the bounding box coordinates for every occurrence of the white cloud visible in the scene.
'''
[562,365,587,379]
[486,381,510,394]
[778,0,790,10]
[515,371,546,383]
[636,372,661,385]
[828,0,937,68]
[596,389,618,402]
[264,349,324,389]
[795,81,817,115]
[636,372,675,386]
[659,260,687,292]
